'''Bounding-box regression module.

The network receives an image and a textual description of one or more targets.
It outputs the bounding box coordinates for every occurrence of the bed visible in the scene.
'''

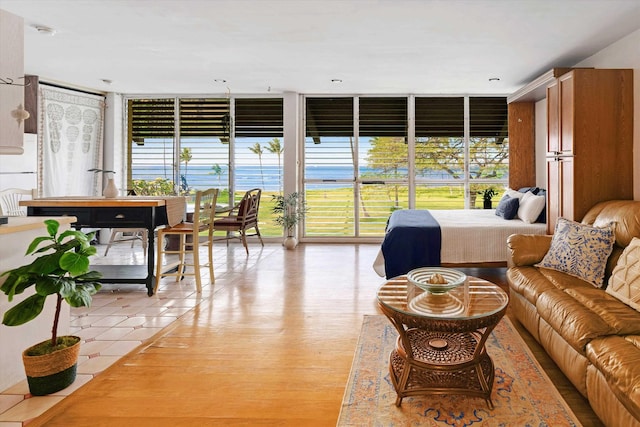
[373,208,547,278]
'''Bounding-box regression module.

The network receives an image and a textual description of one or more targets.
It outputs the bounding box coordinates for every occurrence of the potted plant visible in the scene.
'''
[271,192,309,250]
[481,188,497,209]
[1,219,102,395]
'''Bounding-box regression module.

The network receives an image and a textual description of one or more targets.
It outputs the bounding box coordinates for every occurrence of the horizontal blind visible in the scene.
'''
[469,97,508,139]
[306,97,353,140]
[359,97,407,137]
[415,97,464,137]
[129,98,175,143]
[179,98,230,137]
[235,98,283,137]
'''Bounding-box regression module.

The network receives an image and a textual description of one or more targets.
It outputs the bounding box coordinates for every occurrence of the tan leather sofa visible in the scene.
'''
[506,200,640,427]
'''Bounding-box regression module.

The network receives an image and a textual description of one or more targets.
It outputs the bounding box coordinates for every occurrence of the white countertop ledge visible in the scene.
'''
[0,216,77,235]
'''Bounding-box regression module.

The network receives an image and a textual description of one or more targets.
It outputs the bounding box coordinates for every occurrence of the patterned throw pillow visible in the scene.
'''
[536,218,615,288]
[495,194,520,219]
[606,237,640,312]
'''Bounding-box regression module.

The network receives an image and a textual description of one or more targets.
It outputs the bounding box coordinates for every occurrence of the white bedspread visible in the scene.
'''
[373,209,547,277]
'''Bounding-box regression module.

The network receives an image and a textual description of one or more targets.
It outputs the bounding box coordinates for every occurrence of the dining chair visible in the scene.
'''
[154,188,218,293]
[103,229,148,256]
[103,189,147,256]
[213,188,264,255]
[0,188,37,216]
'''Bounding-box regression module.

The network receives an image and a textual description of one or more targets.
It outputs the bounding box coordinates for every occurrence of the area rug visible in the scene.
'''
[338,315,582,427]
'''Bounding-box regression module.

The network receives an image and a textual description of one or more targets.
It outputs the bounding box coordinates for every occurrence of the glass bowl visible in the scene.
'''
[407,267,467,294]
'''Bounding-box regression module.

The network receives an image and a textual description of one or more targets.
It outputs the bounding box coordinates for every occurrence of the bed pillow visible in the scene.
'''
[606,237,640,312]
[536,218,615,288]
[517,191,546,223]
[495,194,520,219]
[535,189,547,223]
[505,188,525,200]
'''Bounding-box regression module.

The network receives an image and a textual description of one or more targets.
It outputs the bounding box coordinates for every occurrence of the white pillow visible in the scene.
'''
[606,237,640,312]
[517,192,545,223]
[504,188,525,200]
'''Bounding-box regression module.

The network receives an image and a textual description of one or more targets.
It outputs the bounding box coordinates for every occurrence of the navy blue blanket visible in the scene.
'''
[381,209,442,278]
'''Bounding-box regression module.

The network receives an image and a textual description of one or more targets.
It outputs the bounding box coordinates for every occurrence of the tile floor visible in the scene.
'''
[0,238,274,426]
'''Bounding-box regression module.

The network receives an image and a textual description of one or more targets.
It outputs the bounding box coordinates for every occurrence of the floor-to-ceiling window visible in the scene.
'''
[125,94,506,240]
[302,95,508,238]
[126,96,284,236]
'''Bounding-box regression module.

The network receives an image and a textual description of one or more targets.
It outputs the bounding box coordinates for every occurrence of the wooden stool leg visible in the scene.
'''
[176,234,185,282]
[207,235,214,284]
[192,232,202,292]
[154,230,164,294]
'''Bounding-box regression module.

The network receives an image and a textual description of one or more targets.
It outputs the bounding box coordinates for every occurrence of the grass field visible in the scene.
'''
[220,185,506,238]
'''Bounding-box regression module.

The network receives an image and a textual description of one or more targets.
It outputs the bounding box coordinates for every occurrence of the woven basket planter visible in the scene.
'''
[22,336,81,396]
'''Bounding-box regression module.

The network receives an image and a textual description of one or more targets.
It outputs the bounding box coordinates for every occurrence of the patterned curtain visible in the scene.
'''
[38,85,105,197]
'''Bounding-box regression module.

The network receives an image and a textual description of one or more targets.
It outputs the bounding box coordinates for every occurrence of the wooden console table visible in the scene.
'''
[20,197,186,296]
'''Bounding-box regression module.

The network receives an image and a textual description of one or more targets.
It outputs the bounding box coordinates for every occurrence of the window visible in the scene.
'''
[302,95,508,237]
[127,96,283,236]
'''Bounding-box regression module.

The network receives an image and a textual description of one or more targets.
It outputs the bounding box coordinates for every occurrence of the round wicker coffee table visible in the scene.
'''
[377,274,509,408]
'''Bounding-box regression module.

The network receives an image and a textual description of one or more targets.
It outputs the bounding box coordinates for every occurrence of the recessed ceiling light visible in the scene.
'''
[214,79,227,83]
[34,25,56,36]
[331,79,343,83]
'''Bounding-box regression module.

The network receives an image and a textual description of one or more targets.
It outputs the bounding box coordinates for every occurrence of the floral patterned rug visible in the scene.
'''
[338,315,582,427]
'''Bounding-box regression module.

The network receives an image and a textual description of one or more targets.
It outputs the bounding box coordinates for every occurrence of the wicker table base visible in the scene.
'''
[389,329,495,408]
[377,275,508,408]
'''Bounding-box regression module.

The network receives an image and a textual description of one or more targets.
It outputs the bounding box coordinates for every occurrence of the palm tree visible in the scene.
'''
[210,163,224,187]
[249,143,265,188]
[266,138,284,193]
[180,147,193,194]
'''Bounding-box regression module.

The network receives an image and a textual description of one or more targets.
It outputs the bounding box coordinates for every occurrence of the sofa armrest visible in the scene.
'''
[507,234,553,267]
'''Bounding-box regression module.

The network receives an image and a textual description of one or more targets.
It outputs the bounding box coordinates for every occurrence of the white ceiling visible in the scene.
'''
[1,0,639,96]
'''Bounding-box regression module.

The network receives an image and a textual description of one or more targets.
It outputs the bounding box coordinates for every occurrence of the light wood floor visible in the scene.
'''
[26,243,601,426]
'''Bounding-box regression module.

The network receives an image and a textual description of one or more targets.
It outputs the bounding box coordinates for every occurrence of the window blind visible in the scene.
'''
[469,97,508,140]
[359,97,407,137]
[305,97,353,141]
[415,97,464,137]
[235,98,283,137]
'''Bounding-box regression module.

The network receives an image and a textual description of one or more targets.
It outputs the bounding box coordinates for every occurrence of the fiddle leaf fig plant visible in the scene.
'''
[1,219,102,351]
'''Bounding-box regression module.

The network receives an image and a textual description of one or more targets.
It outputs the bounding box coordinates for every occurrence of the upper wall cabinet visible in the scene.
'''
[0,9,26,154]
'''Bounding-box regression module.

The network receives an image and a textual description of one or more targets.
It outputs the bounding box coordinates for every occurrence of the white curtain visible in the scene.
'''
[38,85,105,197]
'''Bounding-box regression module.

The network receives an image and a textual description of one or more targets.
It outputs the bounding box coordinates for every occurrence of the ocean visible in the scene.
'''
[131,164,458,191]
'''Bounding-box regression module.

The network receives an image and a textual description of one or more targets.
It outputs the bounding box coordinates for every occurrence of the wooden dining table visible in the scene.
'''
[20,196,186,296]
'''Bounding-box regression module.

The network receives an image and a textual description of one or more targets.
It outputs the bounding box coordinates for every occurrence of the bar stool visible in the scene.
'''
[154,188,218,293]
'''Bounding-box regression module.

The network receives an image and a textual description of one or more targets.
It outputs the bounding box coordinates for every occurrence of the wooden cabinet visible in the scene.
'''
[23,75,39,134]
[545,69,633,233]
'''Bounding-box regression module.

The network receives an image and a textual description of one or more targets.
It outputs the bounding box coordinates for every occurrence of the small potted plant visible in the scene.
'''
[481,188,497,209]
[271,192,309,250]
[1,219,102,395]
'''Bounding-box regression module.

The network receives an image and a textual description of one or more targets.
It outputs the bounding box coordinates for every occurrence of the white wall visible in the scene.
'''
[574,29,640,200]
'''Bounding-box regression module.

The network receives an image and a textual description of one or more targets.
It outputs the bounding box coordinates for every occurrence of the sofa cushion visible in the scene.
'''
[565,287,640,335]
[536,288,613,353]
[507,266,557,305]
[495,194,519,219]
[606,237,640,312]
[586,335,640,421]
[537,218,615,288]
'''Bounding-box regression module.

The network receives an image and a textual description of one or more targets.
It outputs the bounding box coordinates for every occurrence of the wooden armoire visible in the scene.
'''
[508,68,634,233]
[545,68,633,233]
